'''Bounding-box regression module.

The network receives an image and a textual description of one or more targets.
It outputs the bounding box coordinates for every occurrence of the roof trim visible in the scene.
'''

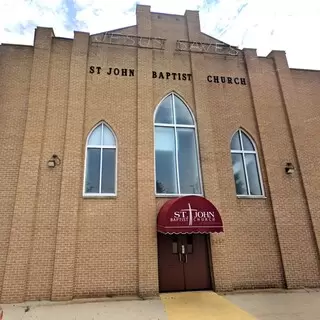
[200,32,236,48]
[91,25,136,37]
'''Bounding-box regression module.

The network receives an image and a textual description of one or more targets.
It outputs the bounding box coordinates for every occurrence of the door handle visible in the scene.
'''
[180,244,187,263]
[178,253,187,263]
[178,245,185,263]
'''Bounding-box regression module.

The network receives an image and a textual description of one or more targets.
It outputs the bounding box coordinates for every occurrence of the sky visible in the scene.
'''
[1,0,320,70]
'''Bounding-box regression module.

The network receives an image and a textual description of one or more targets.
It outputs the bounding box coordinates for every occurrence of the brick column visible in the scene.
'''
[51,32,89,300]
[136,5,159,296]
[268,50,320,262]
[26,39,72,300]
[244,49,320,288]
[185,10,233,291]
[1,27,53,303]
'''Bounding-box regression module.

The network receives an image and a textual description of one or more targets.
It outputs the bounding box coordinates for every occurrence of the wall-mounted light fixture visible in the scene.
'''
[285,162,294,174]
[47,154,61,168]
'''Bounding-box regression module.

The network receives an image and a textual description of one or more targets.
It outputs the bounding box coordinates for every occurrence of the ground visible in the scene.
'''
[1,289,320,320]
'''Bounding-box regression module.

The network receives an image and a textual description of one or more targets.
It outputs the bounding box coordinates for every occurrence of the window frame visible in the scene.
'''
[83,122,117,198]
[230,129,265,198]
[154,92,203,197]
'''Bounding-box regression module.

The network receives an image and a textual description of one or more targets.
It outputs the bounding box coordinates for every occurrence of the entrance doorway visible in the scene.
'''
[157,233,212,292]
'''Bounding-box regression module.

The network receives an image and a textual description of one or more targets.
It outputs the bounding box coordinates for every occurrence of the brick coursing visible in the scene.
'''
[0,5,319,303]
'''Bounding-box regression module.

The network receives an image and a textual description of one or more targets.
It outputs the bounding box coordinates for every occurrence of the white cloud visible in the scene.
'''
[211,0,320,69]
[1,0,319,69]
[0,0,71,45]
[74,0,137,33]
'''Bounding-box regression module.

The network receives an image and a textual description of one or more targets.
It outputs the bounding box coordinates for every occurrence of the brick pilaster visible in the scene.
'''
[185,10,234,292]
[1,27,53,303]
[244,48,320,288]
[51,31,89,300]
[136,4,159,296]
[268,50,320,265]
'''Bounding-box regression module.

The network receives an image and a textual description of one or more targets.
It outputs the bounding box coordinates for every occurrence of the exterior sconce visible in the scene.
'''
[285,162,294,174]
[47,154,61,168]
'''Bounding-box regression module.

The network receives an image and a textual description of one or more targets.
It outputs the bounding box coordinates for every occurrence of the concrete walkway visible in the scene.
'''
[1,289,320,319]
[161,291,255,319]
[0,298,168,320]
[225,288,320,320]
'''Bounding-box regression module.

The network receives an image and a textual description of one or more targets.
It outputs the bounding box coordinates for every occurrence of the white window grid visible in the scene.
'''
[83,122,117,197]
[154,93,203,197]
[231,129,264,197]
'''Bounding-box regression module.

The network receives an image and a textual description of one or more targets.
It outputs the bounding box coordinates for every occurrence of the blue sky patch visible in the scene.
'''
[64,0,77,31]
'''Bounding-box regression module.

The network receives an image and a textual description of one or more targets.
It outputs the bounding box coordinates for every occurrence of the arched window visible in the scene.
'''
[154,93,202,195]
[84,122,117,196]
[230,129,263,196]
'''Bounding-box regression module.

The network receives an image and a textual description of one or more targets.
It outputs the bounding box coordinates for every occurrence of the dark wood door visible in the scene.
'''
[183,234,212,291]
[157,233,184,292]
[158,233,212,292]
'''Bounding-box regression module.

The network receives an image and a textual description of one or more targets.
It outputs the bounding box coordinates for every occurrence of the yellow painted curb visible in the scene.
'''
[160,291,256,320]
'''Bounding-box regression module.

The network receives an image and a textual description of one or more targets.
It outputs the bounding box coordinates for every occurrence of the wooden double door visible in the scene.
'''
[157,233,212,292]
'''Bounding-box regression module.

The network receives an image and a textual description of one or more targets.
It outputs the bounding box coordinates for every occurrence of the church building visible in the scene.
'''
[0,5,319,303]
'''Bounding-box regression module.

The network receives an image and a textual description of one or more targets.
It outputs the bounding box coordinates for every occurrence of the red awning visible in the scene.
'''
[157,195,223,234]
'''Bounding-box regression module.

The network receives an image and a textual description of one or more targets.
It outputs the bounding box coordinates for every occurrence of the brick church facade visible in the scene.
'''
[0,5,319,303]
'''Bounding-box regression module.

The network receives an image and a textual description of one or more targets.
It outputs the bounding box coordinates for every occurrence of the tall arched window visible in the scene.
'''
[230,129,263,196]
[154,93,202,195]
[84,122,117,196]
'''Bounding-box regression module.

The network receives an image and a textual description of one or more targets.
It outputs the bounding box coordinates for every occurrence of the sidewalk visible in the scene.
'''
[225,288,320,320]
[0,298,168,320]
[1,289,320,320]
